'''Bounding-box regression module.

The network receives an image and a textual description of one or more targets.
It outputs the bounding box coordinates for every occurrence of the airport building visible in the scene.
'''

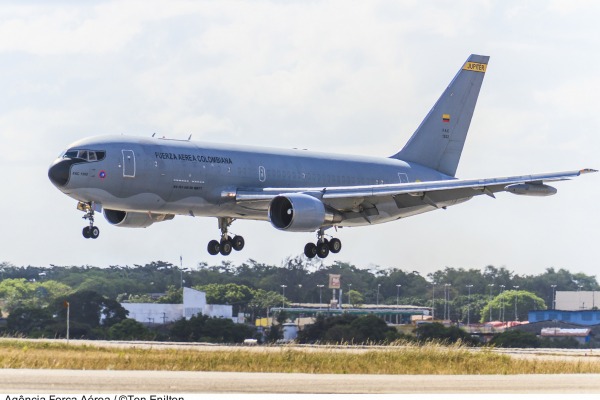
[555,291,600,311]
[270,303,431,325]
[121,287,233,325]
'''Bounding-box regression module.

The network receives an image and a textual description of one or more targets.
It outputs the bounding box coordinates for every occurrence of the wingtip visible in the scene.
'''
[580,168,598,175]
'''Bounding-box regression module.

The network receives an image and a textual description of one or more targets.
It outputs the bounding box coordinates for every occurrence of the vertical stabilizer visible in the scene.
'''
[392,54,489,177]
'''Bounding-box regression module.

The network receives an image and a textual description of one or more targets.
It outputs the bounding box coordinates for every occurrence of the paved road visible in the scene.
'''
[1,369,600,393]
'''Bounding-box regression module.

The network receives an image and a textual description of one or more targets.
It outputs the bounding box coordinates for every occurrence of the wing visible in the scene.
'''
[234,169,597,214]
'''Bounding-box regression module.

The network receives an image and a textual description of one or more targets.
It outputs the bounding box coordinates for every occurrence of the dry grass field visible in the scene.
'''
[0,339,599,374]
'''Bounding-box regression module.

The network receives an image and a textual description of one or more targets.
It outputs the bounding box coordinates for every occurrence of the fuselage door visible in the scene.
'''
[398,172,409,183]
[122,150,136,178]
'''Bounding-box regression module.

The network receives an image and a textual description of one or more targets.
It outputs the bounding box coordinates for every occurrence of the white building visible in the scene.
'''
[121,287,233,325]
[555,291,600,311]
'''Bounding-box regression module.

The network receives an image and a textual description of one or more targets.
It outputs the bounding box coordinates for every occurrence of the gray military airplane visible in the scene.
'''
[48,54,596,258]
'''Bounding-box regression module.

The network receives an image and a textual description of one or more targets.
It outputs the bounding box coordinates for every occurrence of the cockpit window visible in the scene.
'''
[62,149,106,161]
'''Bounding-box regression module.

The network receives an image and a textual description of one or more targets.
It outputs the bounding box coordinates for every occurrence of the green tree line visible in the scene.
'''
[0,259,597,325]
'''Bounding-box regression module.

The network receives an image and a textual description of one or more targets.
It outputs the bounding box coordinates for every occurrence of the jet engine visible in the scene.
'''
[103,209,175,228]
[268,193,341,232]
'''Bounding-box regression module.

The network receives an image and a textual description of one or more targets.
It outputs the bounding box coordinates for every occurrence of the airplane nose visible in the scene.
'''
[48,158,75,187]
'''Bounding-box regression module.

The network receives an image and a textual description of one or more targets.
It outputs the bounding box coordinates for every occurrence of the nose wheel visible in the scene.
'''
[79,201,100,239]
[304,229,342,259]
[206,218,245,256]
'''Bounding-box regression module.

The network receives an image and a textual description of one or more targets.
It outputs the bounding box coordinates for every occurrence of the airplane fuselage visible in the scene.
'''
[52,135,455,227]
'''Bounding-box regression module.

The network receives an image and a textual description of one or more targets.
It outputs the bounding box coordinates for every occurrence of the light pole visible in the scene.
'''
[444,284,451,321]
[551,284,557,310]
[298,284,302,303]
[432,283,436,320]
[280,285,287,308]
[466,284,473,326]
[377,284,381,306]
[348,283,352,306]
[499,285,505,322]
[396,284,402,324]
[317,284,324,309]
[578,285,584,309]
[487,284,494,322]
[513,286,519,321]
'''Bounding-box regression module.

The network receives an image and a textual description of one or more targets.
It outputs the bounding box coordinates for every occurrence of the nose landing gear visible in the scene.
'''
[78,201,100,239]
[206,217,245,256]
[304,228,342,259]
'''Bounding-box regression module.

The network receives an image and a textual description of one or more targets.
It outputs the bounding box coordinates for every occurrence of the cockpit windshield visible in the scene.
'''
[62,149,106,161]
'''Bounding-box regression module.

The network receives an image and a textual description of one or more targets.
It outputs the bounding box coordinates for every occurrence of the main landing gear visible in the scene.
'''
[207,217,245,256]
[304,228,342,259]
[78,201,100,239]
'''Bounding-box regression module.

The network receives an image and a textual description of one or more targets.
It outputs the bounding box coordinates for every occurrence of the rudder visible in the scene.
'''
[392,54,489,177]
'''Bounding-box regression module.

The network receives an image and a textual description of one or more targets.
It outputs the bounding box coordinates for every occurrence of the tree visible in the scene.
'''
[489,330,540,348]
[6,306,53,337]
[168,315,255,343]
[347,290,364,307]
[297,314,400,344]
[248,289,286,318]
[157,285,182,303]
[109,319,154,340]
[480,290,546,323]
[415,322,478,345]
[50,290,128,328]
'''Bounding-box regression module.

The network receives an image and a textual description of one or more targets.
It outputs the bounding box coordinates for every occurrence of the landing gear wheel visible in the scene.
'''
[82,226,91,239]
[328,238,342,253]
[304,242,317,258]
[316,242,330,258]
[220,239,232,256]
[90,226,100,239]
[232,235,245,251]
[207,240,220,255]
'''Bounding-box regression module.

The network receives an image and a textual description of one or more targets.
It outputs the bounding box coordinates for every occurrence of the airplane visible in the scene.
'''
[48,54,596,259]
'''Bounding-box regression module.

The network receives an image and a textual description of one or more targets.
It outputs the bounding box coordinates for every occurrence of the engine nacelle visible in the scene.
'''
[269,193,341,232]
[103,209,175,228]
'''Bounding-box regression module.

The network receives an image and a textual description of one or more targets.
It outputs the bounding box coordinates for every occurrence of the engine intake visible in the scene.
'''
[269,193,341,232]
[103,209,175,228]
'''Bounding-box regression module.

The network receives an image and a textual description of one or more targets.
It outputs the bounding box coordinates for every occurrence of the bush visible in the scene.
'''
[297,314,400,344]
[415,322,479,345]
[489,330,540,348]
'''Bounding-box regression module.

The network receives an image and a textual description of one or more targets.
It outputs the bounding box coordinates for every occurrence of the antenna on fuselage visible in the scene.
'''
[188,134,192,141]
[152,133,156,137]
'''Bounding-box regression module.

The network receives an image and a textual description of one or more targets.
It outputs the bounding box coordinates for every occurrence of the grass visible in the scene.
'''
[0,340,599,374]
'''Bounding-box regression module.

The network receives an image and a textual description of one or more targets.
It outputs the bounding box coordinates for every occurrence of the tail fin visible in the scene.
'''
[391,54,489,177]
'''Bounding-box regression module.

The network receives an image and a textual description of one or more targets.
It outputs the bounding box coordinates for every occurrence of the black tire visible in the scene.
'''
[82,226,91,239]
[304,242,317,258]
[328,238,342,253]
[232,235,245,251]
[220,239,232,256]
[90,226,100,239]
[207,240,220,255]
[316,241,330,258]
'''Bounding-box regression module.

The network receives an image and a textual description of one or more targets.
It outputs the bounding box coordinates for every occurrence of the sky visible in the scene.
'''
[0,0,598,278]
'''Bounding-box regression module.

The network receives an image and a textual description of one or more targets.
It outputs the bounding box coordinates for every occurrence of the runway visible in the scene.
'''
[2,369,600,393]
